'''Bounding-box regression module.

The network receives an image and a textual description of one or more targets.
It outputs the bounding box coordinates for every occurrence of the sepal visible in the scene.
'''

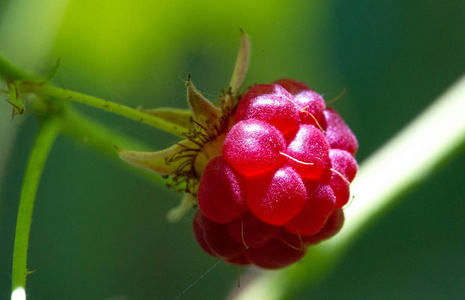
[166,193,197,222]
[186,77,222,127]
[118,139,196,176]
[139,107,193,131]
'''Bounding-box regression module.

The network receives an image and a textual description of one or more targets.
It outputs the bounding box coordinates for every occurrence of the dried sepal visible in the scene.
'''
[186,76,222,127]
[223,30,250,109]
[229,30,251,96]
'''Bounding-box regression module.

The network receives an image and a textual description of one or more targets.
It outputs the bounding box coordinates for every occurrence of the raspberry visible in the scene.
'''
[284,124,330,179]
[235,84,300,135]
[224,255,250,266]
[324,108,359,156]
[197,156,246,223]
[273,78,311,95]
[152,74,358,269]
[246,166,307,226]
[223,119,286,176]
[284,181,336,236]
[328,149,358,208]
[329,172,351,208]
[193,210,245,259]
[245,236,307,269]
[192,210,218,257]
[191,78,358,269]
[226,211,280,248]
[329,149,358,182]
[301,208,345,246]
[274,78,327,130]
[294,90,327,130]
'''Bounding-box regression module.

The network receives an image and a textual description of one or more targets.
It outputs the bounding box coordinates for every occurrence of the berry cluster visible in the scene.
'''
[193,79,358,269]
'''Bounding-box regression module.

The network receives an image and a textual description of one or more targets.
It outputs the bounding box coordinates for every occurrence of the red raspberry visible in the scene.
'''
[227,211,279,248]
[118,37,359,270]
[224,255,250,266]
[245,236,307,269]
[294,90,327,130]
[274,78,327,130]
[193,78,357,269]
[192,210,218,258]
[223,119,286,176]
[246,166,307,226]
[284,181,336,236]
[197,156,246,223]
[329,149,358,182]
[273,78,311,95]
[324,108,359,156]
[192,210,246,259]
[302,208,345,246]
[235,84,300,135]
[284,124,330,179]
[329,172,351,208]
[328,149,358,207]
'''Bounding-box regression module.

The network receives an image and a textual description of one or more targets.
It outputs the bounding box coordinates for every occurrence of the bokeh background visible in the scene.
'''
[1,0,465,299]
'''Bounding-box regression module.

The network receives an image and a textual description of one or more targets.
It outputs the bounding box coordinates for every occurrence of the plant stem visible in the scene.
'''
[38,83,187,137]
[0,54,188,137]
[0,56,39,82]
[11,118,60,294]
[232,74,465,300]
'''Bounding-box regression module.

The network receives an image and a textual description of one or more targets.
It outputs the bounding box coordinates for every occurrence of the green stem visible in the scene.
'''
[11,118,60,293]
[233,74,465,300]
[0,54,187,137]
[0,55,40,82]
[37,83,187,137]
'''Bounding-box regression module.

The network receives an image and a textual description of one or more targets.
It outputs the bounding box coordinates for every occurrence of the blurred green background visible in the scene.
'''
[1,0,465,299]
